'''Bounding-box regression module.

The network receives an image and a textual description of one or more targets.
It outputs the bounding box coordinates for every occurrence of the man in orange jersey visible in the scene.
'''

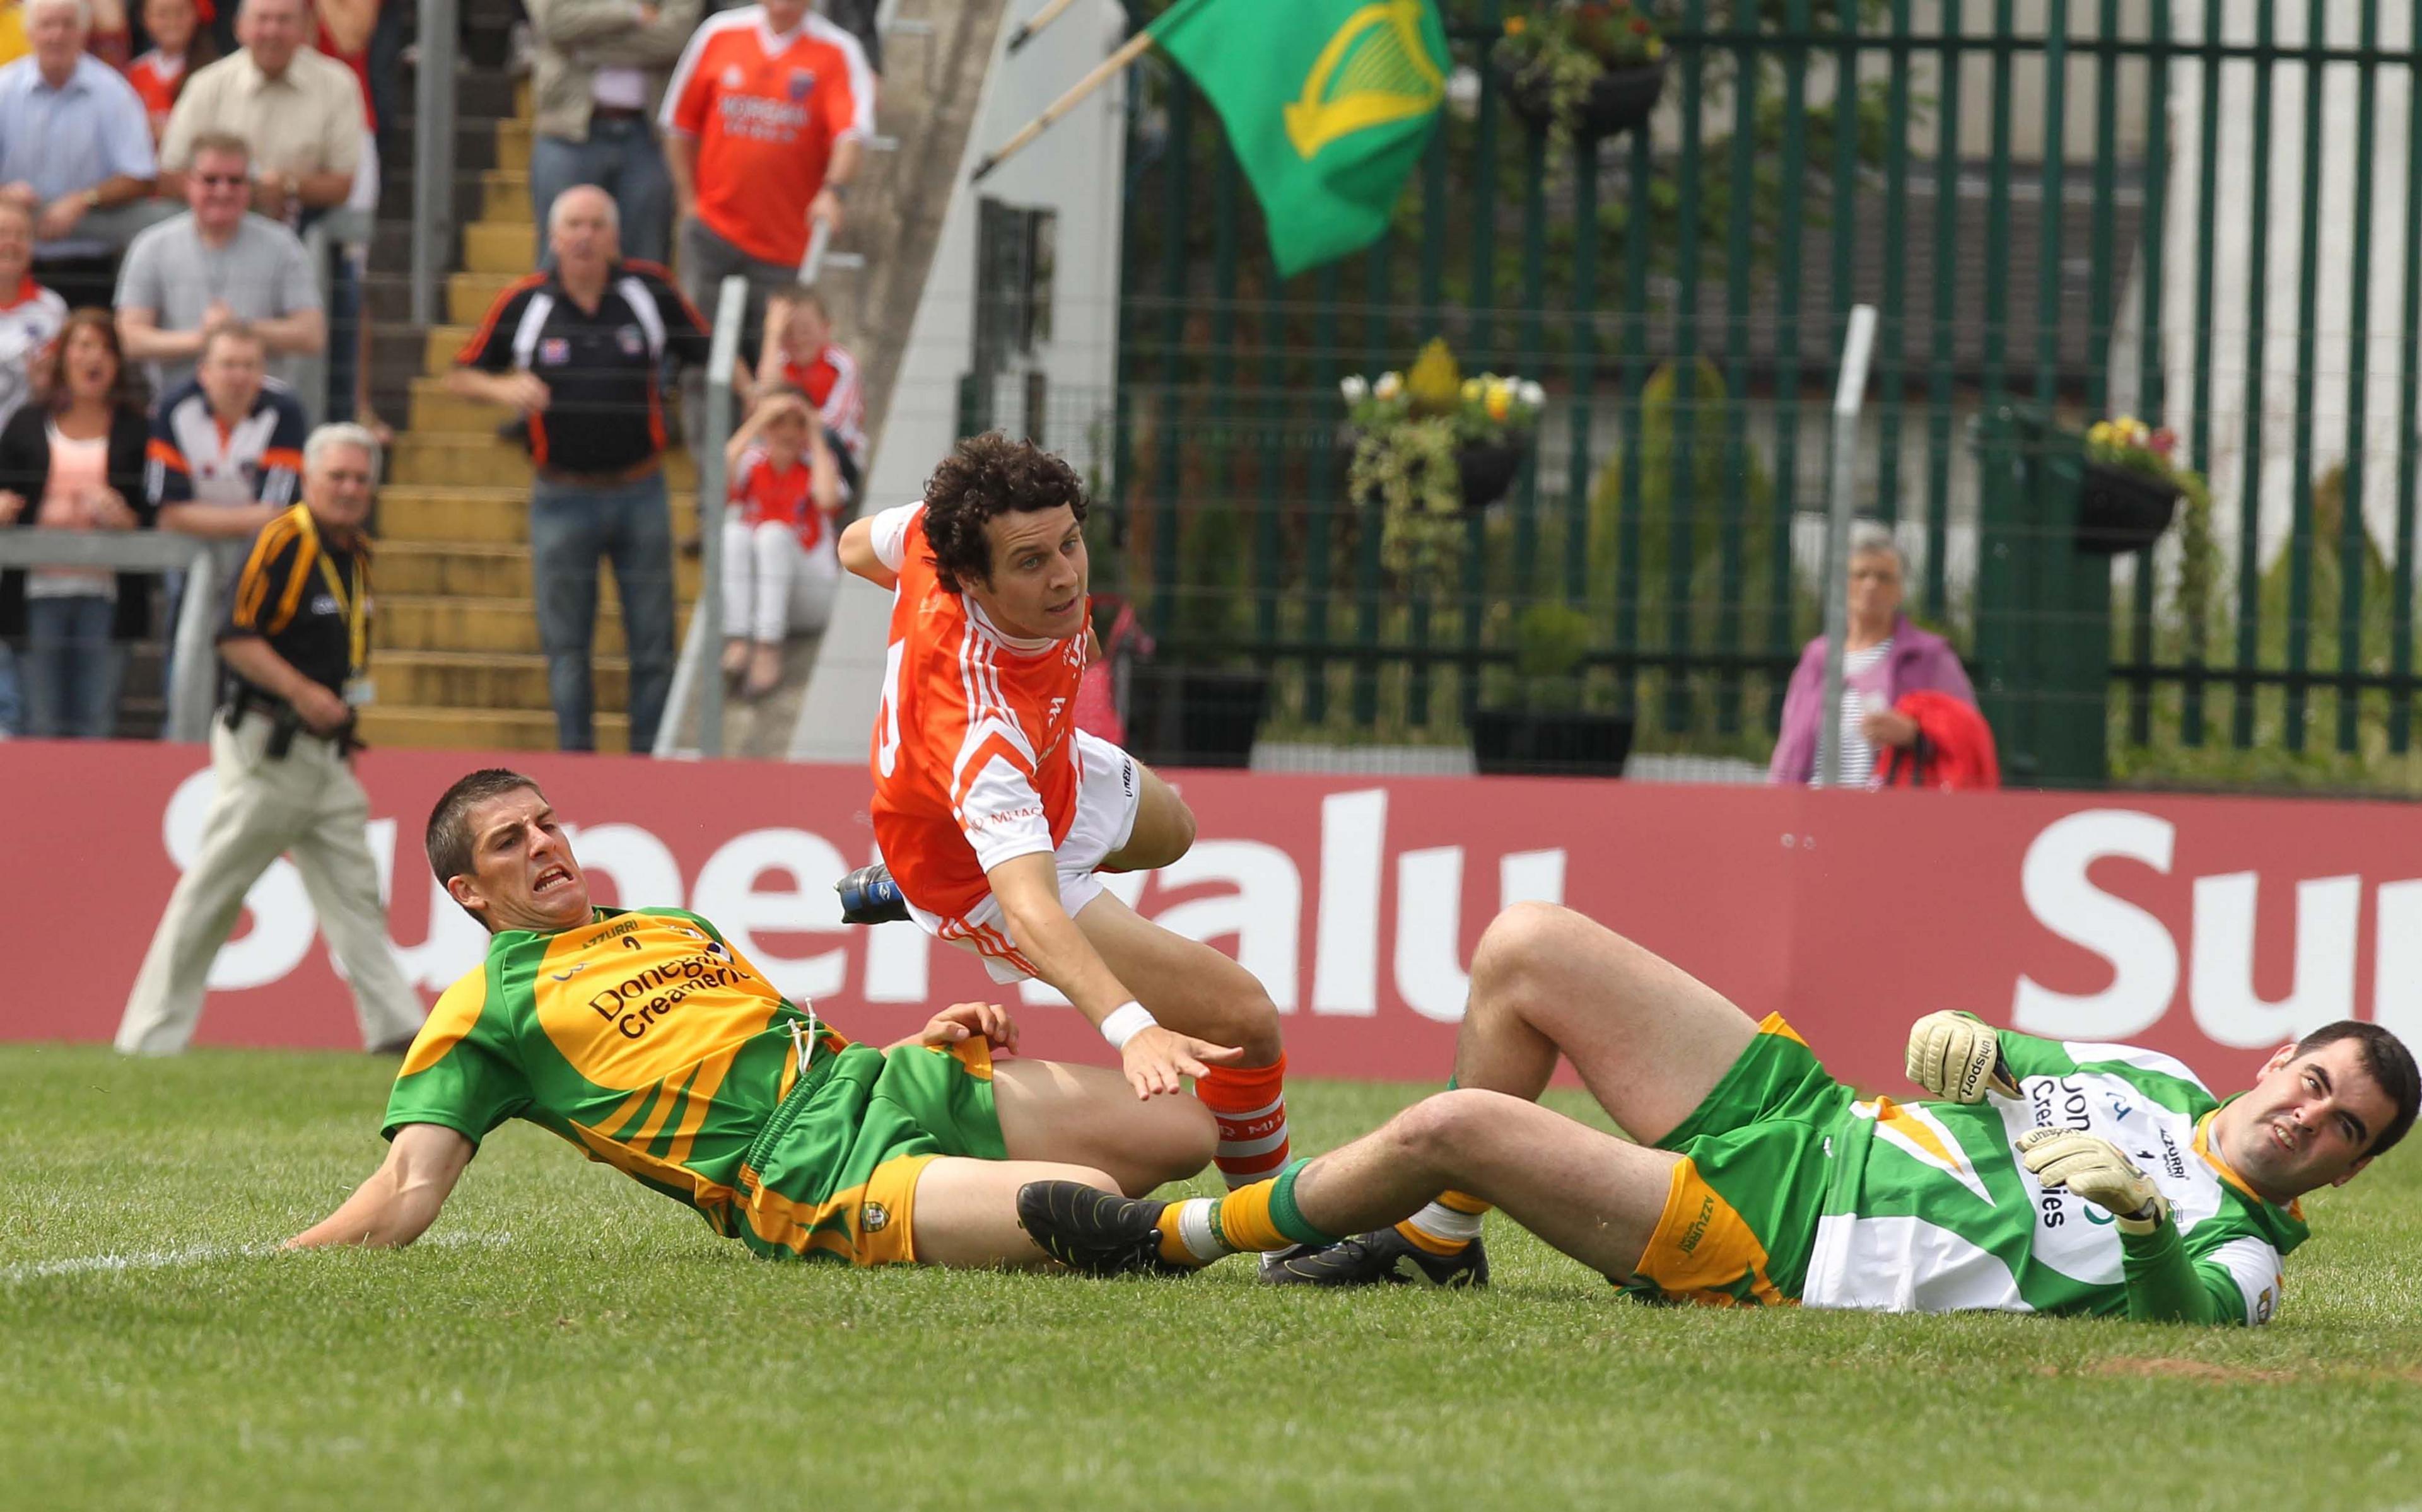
[288,768,1217,1265]
[836,434,1293,1203]
[659,0,871,351]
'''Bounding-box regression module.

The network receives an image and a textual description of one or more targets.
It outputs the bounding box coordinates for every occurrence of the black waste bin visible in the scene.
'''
[1970,405,2175,788]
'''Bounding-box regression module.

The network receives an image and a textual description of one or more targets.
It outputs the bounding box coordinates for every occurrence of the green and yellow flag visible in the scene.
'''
[1149,0,1449,278]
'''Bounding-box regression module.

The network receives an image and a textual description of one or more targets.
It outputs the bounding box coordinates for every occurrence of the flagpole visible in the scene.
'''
[1003,0,1080,55]
[971,29,1156,183]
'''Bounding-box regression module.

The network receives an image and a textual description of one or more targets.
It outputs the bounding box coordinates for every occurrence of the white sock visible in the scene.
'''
[1402,1200,1485,1245]
[1166,1198,1235,1264]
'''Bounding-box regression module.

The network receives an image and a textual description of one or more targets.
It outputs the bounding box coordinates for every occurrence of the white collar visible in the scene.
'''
[756,13,808,51]
[965,598,1061,656]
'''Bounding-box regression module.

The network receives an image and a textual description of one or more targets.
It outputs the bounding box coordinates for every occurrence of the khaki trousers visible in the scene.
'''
[116,711,426,1055]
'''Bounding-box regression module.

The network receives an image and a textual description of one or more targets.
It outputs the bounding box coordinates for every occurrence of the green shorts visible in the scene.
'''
[1615,1013,1854,1308]
[728,1038,1009,1265]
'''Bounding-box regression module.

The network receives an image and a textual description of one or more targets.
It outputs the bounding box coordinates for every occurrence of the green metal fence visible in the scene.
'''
[1082,0,2422,786]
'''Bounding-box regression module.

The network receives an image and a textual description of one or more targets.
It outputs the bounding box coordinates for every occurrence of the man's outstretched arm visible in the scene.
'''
[286,1124,477,1249]
[990,852,1240,1100]
[2015,1128,2246,1325]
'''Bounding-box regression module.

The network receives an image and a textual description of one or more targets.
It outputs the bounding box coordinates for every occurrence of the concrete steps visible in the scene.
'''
[386,434,699,489]
[496,119,531,175]
[377,648,629,711]
[447,270,527,329]
[482,168,532,224]
[379,594,637,656]
[464,221,537,276]
[379,484,698,544]
[359,705,631,753]
[421,324,479,372]
[378,540,703,600]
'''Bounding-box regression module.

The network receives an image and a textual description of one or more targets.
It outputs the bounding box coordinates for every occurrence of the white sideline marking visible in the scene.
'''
[1,1231,512,1283]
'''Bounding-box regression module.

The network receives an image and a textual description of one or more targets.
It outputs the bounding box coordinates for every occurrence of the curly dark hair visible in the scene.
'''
[918,432,1088,593]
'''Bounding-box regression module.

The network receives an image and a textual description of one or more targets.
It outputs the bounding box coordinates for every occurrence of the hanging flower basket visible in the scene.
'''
[2076,462,2180,556]
[1499,57,1667,141]
[1337,431,1531,515]
[1454,436,1527,511]
[1492,2,1668,142]
[1337,339,1545,595]
[2076,417,2191,556]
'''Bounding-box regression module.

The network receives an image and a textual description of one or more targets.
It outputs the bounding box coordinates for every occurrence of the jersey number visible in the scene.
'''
[875,639,906,777]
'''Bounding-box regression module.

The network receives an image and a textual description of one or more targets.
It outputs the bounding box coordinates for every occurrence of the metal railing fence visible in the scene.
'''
[0,532,228,741]
[1087,0,2422,787]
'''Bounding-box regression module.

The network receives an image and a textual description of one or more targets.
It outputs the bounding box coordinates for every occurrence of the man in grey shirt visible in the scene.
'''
[114,129,324,397]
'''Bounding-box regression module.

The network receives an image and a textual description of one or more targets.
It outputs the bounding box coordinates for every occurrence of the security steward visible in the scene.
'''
[444,184,712,755]
[117,423,426,1057]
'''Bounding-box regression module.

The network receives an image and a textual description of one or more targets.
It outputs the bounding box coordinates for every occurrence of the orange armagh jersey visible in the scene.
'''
[867,502,1090,921]
[660,5,875,267]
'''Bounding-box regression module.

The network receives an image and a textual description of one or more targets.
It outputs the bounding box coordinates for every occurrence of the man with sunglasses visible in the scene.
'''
[115,127,322,397]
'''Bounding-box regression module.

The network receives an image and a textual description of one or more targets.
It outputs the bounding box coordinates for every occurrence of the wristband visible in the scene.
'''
[1098,1000,1156,1050]
[2115,1201,2167,1236]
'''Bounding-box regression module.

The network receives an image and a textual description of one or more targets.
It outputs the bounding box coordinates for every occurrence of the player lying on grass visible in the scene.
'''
[287,769,1215,1267]
[1017,902,2419,1324]
[834,433,1292,1198]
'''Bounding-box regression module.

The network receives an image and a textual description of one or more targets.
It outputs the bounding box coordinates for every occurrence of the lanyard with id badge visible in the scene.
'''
[296,509,375,708]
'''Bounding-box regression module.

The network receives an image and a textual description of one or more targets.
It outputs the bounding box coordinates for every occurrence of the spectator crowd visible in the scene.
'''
[456,0,875,751]
[0,0,880,749]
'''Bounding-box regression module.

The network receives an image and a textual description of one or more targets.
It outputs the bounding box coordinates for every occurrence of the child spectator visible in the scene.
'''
[753,284,863,493]
[719,383,838,699]
[125,0,217,143]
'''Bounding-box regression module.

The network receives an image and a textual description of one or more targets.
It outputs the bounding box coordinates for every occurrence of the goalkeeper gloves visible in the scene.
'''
[2013,1127,2170,1234]
[1905,1010,2020,1103]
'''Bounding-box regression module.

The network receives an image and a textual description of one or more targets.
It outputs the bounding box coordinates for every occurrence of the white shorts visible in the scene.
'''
[904,730,1142,984]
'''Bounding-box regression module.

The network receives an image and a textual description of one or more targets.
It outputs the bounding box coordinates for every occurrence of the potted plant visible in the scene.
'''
[1494,0,1668,142]
[1343,337,1544,595]
[1130,497,1268,768]
[2078,415,2196,555]
[1471,600,1635,777]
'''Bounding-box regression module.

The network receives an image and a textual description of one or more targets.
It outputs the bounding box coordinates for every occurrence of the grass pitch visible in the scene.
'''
[5,1045,2419,1512]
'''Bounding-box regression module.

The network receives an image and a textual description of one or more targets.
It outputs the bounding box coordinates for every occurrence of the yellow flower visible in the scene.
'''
[2088,421,2114,445]
[1486,387,1512,421]
[1644,35,1664,59]
[1461,378,1482,401]
[1504,14,1525,34]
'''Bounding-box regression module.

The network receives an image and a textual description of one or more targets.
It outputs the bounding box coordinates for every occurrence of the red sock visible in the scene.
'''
[1195,1054,1290,1190]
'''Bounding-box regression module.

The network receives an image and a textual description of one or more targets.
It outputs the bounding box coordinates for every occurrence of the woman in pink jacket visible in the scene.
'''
[1769,521,1978,787]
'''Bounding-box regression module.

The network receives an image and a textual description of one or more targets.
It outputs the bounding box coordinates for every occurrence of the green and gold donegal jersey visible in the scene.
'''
[1799,1033,2309,1322]
[385,907,850,1236]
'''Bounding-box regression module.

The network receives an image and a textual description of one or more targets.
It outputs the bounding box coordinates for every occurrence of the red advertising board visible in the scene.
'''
[6,739,2419,1098]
